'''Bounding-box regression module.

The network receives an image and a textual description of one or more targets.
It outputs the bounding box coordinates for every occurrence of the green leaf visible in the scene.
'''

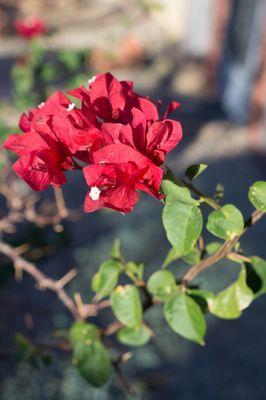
[185,164,208,180]
[183,247,201,265]
[162,202,203,255]
[248,181,266,212]
[162,247,182,268]
[58,50,84,72]
[117,325,152,346]
[208,267,253,319]
[69,322,100,345]
[147,270,177,301]
[245,257,266,298]
[14,333,39,366]
[187,289,214,312]
[110,239,122,260]
[205,241,222,255]
[125,261,144,281]
[73,340,112,387]
[164,292,206,345]
[110,285,142,328]
[214,182,225,201]
[161,170,198,206]
[206,204,244,240]
[91,259,122,300]
[70,321,112,387]
[40,63,57,82]
[15,333,32,355]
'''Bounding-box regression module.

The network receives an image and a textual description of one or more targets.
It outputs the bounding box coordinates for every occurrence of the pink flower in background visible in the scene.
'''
[13,17,46,39]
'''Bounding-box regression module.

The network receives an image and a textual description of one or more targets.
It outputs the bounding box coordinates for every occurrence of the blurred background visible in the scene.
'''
[0,0,266,399]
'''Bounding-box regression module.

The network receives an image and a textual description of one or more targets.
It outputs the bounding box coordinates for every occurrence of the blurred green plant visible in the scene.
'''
[11,40,92,109]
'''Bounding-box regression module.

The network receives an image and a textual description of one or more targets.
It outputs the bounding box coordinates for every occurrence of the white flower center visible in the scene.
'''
[89,186,101,201]
[38,102,45,109]
[88,76,96,87]
[67,103,75,112]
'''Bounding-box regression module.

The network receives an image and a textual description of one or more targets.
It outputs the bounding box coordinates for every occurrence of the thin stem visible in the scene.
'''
[182,210,265,285]
[0,241,80,320]
[113,354,136,396]
[54,188,68,219]
[182,179,220,210]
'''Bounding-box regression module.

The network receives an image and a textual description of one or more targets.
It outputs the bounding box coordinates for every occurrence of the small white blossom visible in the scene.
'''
[89,186,101,201]
[88,75,96,87]
[38,102,45,109]
[67,103,75,112]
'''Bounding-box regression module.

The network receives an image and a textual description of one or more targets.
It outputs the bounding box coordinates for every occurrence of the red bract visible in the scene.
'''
[4,131,74,191]
[83,144,163,213]
[71,73,182,164]
[4,72,183,213]
[13,17,46,39]
[7,90,102,172]
[102,113,182,165]
[3,91,101,190]
[38,92,102,157]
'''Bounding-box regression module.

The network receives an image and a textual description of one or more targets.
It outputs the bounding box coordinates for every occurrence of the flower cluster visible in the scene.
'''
[4,73,183,213]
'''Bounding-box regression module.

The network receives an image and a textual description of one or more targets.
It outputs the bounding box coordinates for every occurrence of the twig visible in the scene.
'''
[113,353,136,396]
[0,241,80,320]
[182,179,221,210]
[227,253,251,263]
[104,321,123,337]
[54,188,69,219]
[182,210,265,285]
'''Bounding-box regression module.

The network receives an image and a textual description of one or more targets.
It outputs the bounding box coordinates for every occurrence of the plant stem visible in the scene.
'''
[182,179,220,210]
[181,210,265,285]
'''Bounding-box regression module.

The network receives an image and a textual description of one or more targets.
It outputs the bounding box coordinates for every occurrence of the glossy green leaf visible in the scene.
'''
[208,267,253,319]
[147,270,177,301]
[183,247,201,265]
[126,261,144,281]
[187,289,215,312]
[205,241,222,255]
[110,239,122,260]
[91,259,122,300]
[117,325,152,346]
[162,202,203,255]
[245,257,266,298]
[206,204,244,240]
[110,285,142,328]
[185,164,208,181]
[15,333,32,357]
[70,321,112,387]
[162,247,182,268]
[73,340,112,387]
[164,292,206,345]
[69,322,100,345]
[161,170,198,206]
[248,181,266,212]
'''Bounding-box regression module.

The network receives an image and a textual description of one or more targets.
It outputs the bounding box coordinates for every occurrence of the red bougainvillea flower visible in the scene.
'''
[4,131,75,191]
[101,113,182,166]
[4,72,183,212]
[3,91,101,190]
[70,72,182,164]
[70,72,181,123]
[83,144,163,213]
[13,17,46,39]
[17,91,102,159]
